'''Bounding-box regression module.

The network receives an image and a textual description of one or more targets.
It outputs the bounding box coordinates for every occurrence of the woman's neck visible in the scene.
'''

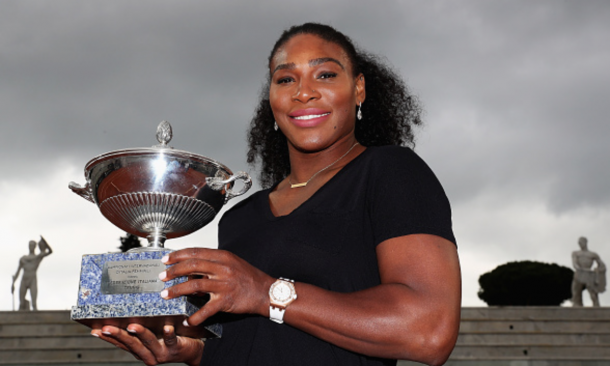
[287,137,361,185]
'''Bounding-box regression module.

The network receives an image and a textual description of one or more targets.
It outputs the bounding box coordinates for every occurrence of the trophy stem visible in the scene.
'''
[147,228,167,249]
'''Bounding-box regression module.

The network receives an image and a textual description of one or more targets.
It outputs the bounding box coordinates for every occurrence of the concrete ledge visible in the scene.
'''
[0,310,70,324]
[457,333,610,345]
[461,307,610,320]
[2,308,609,365]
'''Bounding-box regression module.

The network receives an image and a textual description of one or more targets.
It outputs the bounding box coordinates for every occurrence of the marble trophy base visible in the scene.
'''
[71,249,221,339]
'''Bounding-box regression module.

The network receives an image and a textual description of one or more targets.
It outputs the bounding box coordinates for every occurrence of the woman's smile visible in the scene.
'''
[288,108,331,127]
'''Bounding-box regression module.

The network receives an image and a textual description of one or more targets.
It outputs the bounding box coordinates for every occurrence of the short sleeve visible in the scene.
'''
[368,146,456,246]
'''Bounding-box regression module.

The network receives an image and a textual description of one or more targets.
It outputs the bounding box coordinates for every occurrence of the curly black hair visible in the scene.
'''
[247,23,423,188]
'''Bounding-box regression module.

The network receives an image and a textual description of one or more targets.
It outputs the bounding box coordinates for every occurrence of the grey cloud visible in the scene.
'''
[2,0,610,209]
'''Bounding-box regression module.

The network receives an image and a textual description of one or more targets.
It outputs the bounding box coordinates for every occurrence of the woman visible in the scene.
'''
[94,23,461,366]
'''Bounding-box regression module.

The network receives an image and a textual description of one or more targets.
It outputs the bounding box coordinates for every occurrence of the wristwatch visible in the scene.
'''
[269,277,297,324]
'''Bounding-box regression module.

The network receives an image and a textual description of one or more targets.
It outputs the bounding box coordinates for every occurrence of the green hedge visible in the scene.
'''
[478,260,573,306]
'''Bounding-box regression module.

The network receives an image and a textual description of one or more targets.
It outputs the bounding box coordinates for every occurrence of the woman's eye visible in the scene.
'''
[319,72,337,79]
[276,77,293,84]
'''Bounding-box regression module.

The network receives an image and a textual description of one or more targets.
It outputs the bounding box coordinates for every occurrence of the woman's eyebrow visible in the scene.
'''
[309,57,344,70]
[272,57,345,75]
[272,62,295,75]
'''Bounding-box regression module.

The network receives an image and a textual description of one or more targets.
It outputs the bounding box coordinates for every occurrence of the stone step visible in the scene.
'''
[0,310,71,324]
[0,336,111,350]
[0,322,91,337]
[459,320,610,334]
[456,332,610,346]
[0,348,183,366]
[461,307,610,320]
[451,345,610,359]
[0,348,138,364]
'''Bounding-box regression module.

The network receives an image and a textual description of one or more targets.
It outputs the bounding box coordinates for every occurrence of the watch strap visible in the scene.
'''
[269,305,286,324]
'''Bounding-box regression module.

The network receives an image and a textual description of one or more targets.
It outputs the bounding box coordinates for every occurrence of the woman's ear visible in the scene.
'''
[355,74,366,104]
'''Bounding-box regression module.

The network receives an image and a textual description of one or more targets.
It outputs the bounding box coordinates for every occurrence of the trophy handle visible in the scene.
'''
[69,181,95,203]
[206,171,252,203]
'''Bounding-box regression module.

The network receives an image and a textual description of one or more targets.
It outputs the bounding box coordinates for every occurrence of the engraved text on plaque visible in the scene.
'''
[101,260,165,294]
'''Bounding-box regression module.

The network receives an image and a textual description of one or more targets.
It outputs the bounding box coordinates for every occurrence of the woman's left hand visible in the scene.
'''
[93,324,203,366]
[159,248,274,326]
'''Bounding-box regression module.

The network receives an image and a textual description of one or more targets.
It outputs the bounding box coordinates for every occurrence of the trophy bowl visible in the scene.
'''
[69,121,252,339]
[69,120,252,249]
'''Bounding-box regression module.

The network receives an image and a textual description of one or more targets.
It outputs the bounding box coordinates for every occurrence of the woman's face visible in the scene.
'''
[269,34,365,153]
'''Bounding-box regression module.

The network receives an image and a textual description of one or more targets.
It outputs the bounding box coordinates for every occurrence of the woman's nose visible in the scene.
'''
[293,80,320,102]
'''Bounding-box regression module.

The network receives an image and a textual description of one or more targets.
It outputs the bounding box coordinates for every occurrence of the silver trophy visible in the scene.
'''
[69,121,251,338]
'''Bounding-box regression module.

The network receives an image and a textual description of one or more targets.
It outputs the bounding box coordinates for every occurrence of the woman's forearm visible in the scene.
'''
[280,282,460,365]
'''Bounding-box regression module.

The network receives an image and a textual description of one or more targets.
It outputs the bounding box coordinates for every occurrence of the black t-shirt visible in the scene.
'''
[201,146,456,366]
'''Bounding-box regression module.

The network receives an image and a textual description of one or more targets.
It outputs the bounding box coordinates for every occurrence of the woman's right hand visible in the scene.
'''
[92,324,204,366]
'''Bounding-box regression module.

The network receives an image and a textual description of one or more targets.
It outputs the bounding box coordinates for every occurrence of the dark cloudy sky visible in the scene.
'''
[2,0,609,310]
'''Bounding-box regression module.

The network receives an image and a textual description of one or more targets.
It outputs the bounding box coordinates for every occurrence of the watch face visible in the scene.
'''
[270,280,295,305]
[272,282,291,302]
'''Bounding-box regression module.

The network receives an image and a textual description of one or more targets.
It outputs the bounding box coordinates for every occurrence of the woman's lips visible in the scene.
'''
[289,109,331,127]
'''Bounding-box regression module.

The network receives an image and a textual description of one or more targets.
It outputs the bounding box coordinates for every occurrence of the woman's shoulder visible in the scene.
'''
[364,145,431,172]
[362,145,447,194]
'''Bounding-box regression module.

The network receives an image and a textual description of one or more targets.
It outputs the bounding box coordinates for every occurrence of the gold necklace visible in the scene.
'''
[289,142,359,188]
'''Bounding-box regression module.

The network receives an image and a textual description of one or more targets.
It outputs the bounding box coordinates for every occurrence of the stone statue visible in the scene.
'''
[11,237,53,311]
[571,237,606,307]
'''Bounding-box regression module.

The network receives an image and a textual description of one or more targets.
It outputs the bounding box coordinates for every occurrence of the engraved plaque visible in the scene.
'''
[101,259,165,294]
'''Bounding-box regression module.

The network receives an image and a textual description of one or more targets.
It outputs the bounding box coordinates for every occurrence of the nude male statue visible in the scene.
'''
[571,237,606,307]
[11,237,53,311]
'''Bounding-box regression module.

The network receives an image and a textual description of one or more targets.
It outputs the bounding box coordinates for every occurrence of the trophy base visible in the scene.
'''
[71,302,222,339]
[72,249,221,339]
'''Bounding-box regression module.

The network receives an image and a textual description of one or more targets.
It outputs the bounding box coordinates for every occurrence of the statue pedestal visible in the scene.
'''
[71,250,221,339]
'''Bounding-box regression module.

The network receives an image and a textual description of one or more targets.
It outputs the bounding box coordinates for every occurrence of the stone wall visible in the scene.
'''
[1,307,609,365]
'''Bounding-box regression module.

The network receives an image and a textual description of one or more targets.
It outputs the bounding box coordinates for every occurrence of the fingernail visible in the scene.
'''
[158,271,166,280]
[91,333,100,338]
[102,331,111,336]
[160,289,169,299]
[161,255,169,263]
[127,328,136,334]
[183,319,190,327]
